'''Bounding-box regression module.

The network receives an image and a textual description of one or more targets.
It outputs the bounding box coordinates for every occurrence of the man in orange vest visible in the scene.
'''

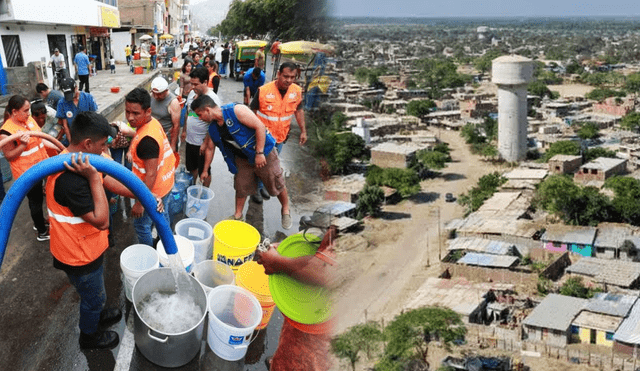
[46,111,161,349]
[250,61,306,203]
[125,88,176,246]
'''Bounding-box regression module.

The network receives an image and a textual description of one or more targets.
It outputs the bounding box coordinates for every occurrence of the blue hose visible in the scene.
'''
[0,153,178,269]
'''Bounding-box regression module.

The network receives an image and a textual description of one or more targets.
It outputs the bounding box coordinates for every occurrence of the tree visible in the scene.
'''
[528,80,553,98]
[536,175,581,215]
[331,321,384,371]
[474,49,505,73]
[621,112,640,132]
[357,185,385,218]
[406,100,436,117]
[604,176,640,225]
[625,73,640,94]
[584,147,617,163]
[542,140,581,162]
[585,88,625,101]
[331,333,361,371]
[312,132,368,175]
[576,122,600,140]
[417,150,448,170]
[377,307,466,371]
[458,172,506,214]
[366,166,421,198]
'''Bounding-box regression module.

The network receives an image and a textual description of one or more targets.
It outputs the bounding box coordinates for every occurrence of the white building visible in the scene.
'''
[0,0,120,89]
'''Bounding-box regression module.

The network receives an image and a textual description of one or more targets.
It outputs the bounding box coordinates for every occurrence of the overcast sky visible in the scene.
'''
[329,0,640,18]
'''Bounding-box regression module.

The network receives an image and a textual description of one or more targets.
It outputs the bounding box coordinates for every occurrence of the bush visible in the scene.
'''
[366,165,421,198]
[357,185,385,218]
[406,99,436,117]
[313,132,368,175]
[457,172,507,214]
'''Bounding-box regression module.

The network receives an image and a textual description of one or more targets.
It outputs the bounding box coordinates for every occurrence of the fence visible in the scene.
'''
[467,324,639,371]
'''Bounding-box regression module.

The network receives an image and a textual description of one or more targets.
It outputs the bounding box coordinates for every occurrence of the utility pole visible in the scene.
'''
[426,228,430,267]
[437,206,442,261]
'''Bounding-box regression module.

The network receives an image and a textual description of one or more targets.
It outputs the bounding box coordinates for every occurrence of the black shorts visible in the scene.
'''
[185,142,210,175]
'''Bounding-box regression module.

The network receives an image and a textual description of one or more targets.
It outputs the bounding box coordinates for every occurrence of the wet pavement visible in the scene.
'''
[0,59,325,370]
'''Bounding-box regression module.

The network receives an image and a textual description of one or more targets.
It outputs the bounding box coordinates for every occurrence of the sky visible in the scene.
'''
[329,0,640,18]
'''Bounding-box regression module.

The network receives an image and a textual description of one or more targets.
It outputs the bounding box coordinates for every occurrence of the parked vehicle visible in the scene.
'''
[445,193,456,202]
[233,39,268,81]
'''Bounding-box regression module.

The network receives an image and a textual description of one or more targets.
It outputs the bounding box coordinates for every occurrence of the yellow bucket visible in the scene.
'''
[174,71,181,82]
[213,220,260,272]
[236,261,275,330]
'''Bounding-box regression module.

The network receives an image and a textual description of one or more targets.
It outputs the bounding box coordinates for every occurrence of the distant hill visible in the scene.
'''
[189,0,231,35]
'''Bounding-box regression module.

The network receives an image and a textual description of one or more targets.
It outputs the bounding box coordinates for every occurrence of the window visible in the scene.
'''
[571,325,579,334]
[1,35,24,67]
[591,169,598,175]
[552,241,561,248]
[606,332,614,341]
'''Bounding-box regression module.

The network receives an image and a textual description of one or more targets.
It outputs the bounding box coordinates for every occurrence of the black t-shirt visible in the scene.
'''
[136,135,160,160]
[221,49,230,63]
[52,171,105,274]
[216,122,247,159]
[249,86,301,111]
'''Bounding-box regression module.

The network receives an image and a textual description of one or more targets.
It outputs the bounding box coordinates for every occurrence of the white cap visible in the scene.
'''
[151,77,168,93]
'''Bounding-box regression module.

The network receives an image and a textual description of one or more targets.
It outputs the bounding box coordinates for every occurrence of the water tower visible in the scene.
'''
[492,55,533,162]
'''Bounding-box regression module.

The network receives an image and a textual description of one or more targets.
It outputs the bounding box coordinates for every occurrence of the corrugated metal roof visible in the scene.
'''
[457,252,519,268]
[447,237,515,256]
[316,202,356,217]
[541,225,597,245]
[455,213,539,238]
[585,293,637,317]
[567,257,640,288]
[614,299,640,345]
[522,294,587,331]
[593,223,637,249]
[572,311,623,332]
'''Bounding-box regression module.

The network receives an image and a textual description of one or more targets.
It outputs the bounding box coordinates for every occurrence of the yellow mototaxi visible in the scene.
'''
[273,41,334,108]
[233,39,268,81]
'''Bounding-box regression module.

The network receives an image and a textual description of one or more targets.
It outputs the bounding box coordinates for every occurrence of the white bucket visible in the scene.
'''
[207,285,262,361]
[185,185,215,220]
[156,235,195,272]
[175,218,213,264]
[120,244,159,302]
[193,260,235,295]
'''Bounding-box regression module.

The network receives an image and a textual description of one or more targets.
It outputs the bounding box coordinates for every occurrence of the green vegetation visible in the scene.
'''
[458,172,507,215]
[406,99,436,117]
[621,112,640,131]
[528,80,559,99]
[366,166,420,198]
[580,71,625,87]
[575,122,600,140]
[215,0,326,40]
[585,88,626,101]
[624,73,640,94]
[331,322,384,371]
[356,185,385,218]
[584,147,618,163]
[376,307,466,371]
[604,176,640,225]
[537,277,552,296]
[355,66,389,87]
[560,277,601,299]
[412,58,472,98]
[541,140,580,162]
[474,49,506,73]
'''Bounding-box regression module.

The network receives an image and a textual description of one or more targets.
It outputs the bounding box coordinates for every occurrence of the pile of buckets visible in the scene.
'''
[118,218,283,366]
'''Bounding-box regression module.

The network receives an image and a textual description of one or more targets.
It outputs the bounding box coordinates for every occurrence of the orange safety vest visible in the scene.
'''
[129,118,176,197]
[46,149,108,266]
[1,117,49,179]
[208,72,219,88]
[256,81,302,143]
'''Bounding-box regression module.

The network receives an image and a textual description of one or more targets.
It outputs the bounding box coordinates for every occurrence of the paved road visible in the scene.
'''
[0,60,324,370]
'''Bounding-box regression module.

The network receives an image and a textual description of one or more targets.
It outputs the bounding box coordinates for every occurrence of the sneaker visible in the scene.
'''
[99,307,122,328]
[37,228,50,241]
[33,222,50,231]
[281,214,292,230]
[260,187,271,201]
[227,214,244,222]
[79,330,119,350]
[251,192,263,204]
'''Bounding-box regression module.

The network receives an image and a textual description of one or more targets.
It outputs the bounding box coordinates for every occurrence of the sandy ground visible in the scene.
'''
[548,83,594,98]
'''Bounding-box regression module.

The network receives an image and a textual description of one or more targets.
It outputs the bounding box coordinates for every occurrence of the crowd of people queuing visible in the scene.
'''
[0,37,334,371]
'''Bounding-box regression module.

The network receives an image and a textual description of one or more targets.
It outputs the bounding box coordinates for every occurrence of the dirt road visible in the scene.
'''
[334,129,504,332]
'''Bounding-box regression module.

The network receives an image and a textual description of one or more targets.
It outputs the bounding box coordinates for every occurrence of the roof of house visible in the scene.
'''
[566,257,640,288]
[503,169,548,180]
[585,293,637,317]
[580,157,627,171]
[447,237,515,255]
[457,252,519,268]
[404,277,514,317]
[572,311,623,332]
[522,294,588,331]
[541,224,597,245]
[593,223,639,249]
[549,154,582,163]
[371,142,424,155]
[614,299,640,345]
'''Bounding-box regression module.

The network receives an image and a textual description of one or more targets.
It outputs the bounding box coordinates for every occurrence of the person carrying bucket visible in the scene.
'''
[257,226,339,370]
[46,111,164,349]
[190,94,293,229]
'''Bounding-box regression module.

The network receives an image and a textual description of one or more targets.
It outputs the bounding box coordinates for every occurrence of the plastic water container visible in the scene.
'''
[120,244,159,302]
[169,183,186,216]
[213,220,260,272]
[236,261,276,330]
[192,260,235,295]
[156,235,195,272]
[185,185,214,219]
[175,168,194,190]
[207,285,262,361]
[175,218,213,263]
